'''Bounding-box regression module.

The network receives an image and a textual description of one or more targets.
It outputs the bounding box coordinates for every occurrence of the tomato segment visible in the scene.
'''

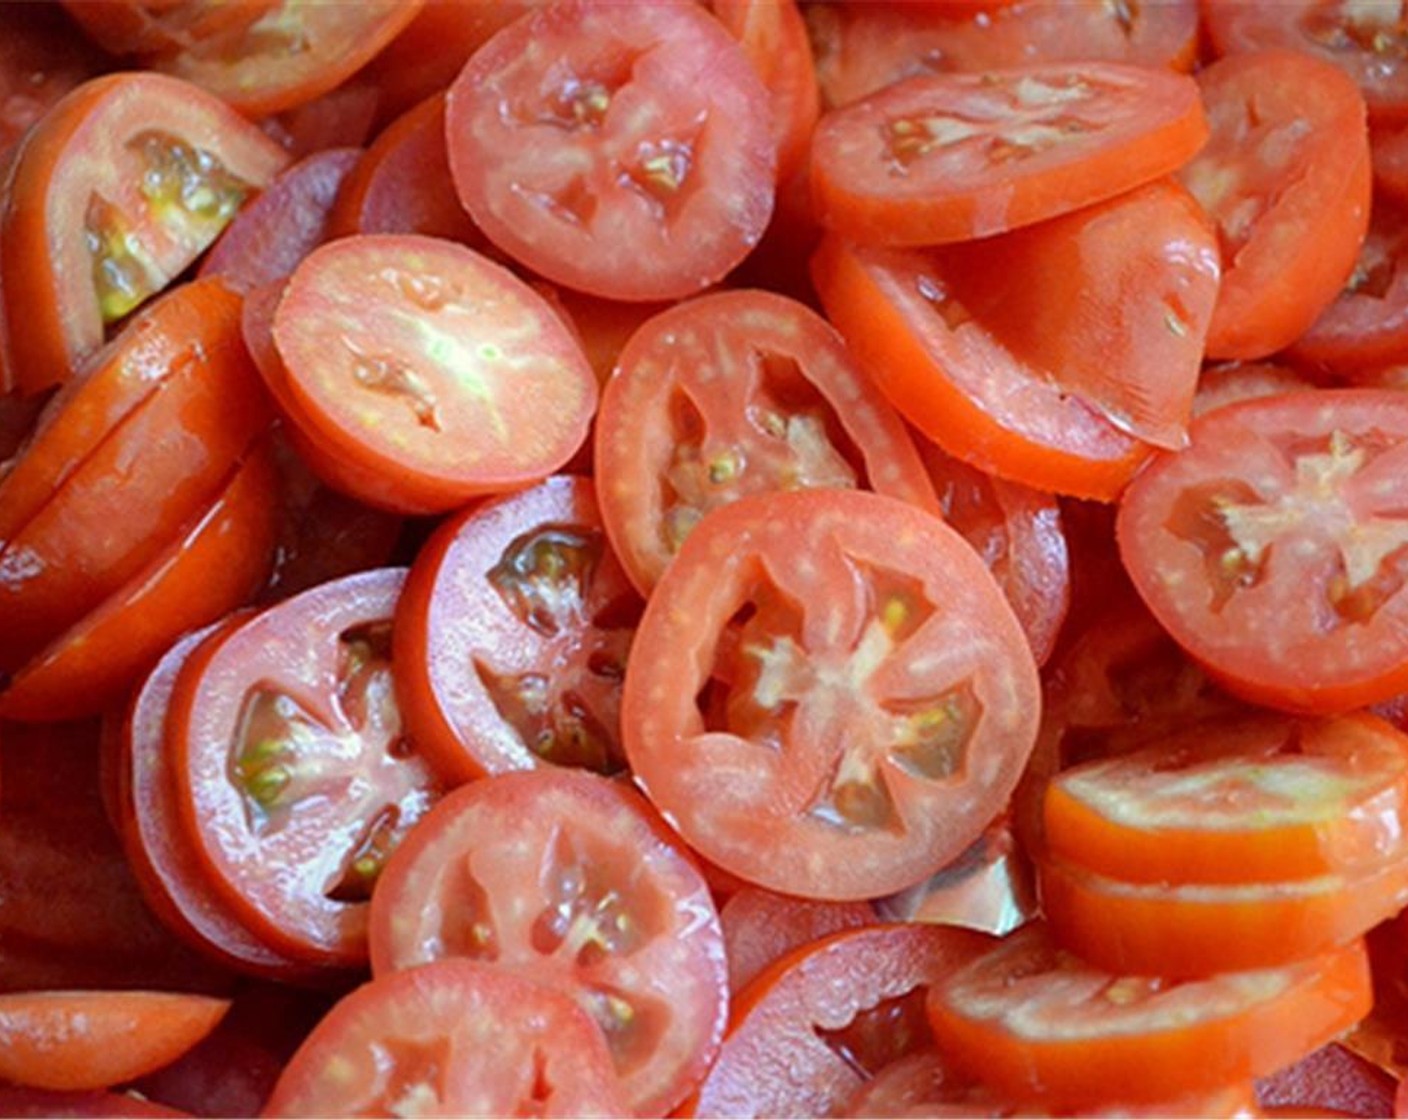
[623,489,1040,901]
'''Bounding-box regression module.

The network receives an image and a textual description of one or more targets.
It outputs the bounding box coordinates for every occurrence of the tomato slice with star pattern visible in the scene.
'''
[622,488,1041,901]
[1117,390,1408,714]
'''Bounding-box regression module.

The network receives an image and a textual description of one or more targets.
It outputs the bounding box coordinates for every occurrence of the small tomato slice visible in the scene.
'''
[444,0,776,301]
[810,62,1207,245]
[1193,361,1317,418]
[269,234,597,515]
[595,288,939,593]
[264,960,628,1119]
[719,887,876,995]
[1,72,288,395]
[623,488,1041,900]
[0,3,109,163]
[395,475,643,783]
[368,768,727,1118]
[927,924,1373,1111]
[168,568,441,968]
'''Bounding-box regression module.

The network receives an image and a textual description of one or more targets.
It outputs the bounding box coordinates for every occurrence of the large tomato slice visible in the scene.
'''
[622,488,1041,901]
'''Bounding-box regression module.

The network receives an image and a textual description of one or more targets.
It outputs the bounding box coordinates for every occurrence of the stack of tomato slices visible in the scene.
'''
[10,0,1408,1116]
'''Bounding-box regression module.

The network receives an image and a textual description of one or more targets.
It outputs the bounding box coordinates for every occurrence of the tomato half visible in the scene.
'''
[810,62,1207,245]
[444,0,776,301]
[595,288,938,593]
[167,568,441,968]
[1117,390,1408,713]
[1,72,287,395]
[268,234,597,515]
[394,475,642,783]
[264,960,628,1118]
[623,488,1041,900]
[927,924,1373,1111]
[368,768,727,1117]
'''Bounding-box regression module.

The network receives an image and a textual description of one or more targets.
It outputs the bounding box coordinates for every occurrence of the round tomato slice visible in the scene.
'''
[622,488,1041,901]
[1044,712,1408,885]
[927,924,1373,1111]
[1178,48,1372,360]
[395,475,643,784]
[264,959,628,1119]
[1193,361,1316,418]
[444,0,776,301]
[810,61,1207,245]
[168,568,442,968]
[1,72,288,396]
[595,288,938,593]
[719,887,875,995]
[1038,851,1408,977]
[686,923,991,1119]
[368,768,727,1118]
[1116,390,1408,714]
[269,234,597,515]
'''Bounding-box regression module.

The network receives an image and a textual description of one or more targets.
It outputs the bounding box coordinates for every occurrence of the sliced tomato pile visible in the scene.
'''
[7,3,1408,1115]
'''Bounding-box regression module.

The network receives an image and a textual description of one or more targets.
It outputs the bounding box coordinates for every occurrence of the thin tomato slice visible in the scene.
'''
[1117,389,1408,713]
[168,568,441,968]
[927,924,1372,1111]
[57,0,274,57]
[1179,48,1371,360]
[1193,361,1317,418]
[1044,712,1408,885]
[719,887,875,995]
[368,768,727,1118]
[1038,852,1408,977]
[810,62,1207,245]
[623,488,1041,901]
[0,3,109,162]
[395,475,643,783]
[686,923,991,1119]
[269,234,597,515]
[811,236,1150,501]
[264,960,628,1119]
[595,288,939,593]
[1,72,287,396]
[444,0,776,301]
[0,990,228,1093]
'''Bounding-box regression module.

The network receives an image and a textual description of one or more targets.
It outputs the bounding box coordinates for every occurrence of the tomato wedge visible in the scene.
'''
[623,488,1041,901]
[1,72,287,395]
[927,924,1373,1111]
[444,0,776,301]
[368,768,727,1117]
[810,62,1207,245]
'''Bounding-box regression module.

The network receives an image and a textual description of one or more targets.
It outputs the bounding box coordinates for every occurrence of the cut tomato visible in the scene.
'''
[1117,389,1408,713]
[595,288,938,593]
[368,768,727,1117]
[444,0,775,301]
[1193,361,1316,418]
[719,887,875,995]
[927,924,1373,1111]
[810,62,1207,245]
[0,3,109,163]
[395,475,642,783]
[1,72,287,395]
[623,488,1041,900]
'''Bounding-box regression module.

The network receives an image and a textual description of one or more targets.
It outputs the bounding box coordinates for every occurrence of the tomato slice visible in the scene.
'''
[623,488,1041,900]
[811,235,1151,501]
[1038,851,1408,976]
[394,475,642,783]
[595,288,939,593]
[1044,712,1408,885]
[0,1088,189,1118]
[168,568,441,968]
[1178,48,1372,360]
[56,0,275,57]
[0,441,280,722]
[1,72,288,396]
[0,990,228,1093]
[810,62,1207,245]
[686,923,991,1119]
[269,234,597,515]
[927,924,1372,1111]
[0,3,109,163]
[1193,361,1317,419]
[444,0,776,301]
[368,768,727,1117]
[1256,1041,1399,1120]
[1117,389,1408,713]
[146,1,424,117]
[265,961,627,1118]
[197,146,359,294]
[719,887,875,995]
